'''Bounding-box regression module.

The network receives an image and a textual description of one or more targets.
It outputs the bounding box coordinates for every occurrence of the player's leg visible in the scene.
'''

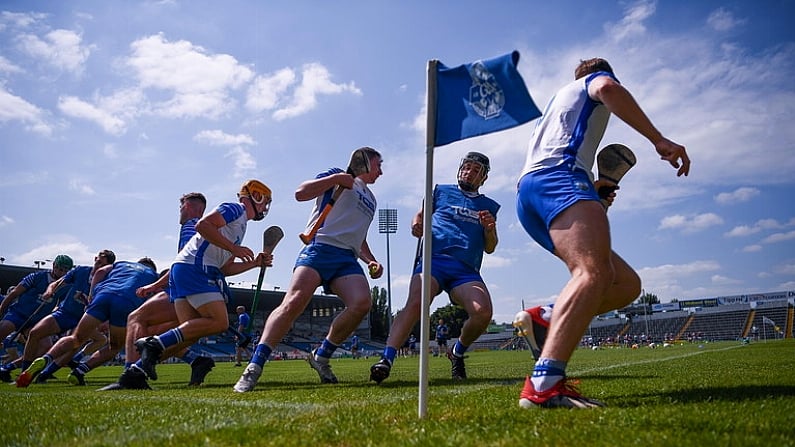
[519,199,611,408]
[234,267,319,392]
[17,313,102,387]
[446,281,493,380]
[125,292,175,365]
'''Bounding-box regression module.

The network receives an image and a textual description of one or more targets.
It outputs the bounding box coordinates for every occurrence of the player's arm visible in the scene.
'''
[136,270,170,298]
[87,264,112,303]
[295,173,353,202]
[479,210,498,254]
[589,76,690,176]
[196,211,255,263]
[220,252,272,277]
[42,276,67,301]
[0,283,26,315]
[359,240,382,279]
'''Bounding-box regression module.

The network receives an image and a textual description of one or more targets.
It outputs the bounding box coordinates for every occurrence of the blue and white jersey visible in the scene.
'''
[429,184,500,271]
[521,71,618,181]
[92,261,158,300]
[237,312,251,336]
[174,202,248,269]
[179,217,199,251]
[8,270,58,317]
[304,168,377,256]
[56,265,93,316]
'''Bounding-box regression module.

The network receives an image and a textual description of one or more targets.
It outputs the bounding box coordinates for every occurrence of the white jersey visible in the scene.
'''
[520,71,617,181]
[304,169,376,256]
[174,202,248,269]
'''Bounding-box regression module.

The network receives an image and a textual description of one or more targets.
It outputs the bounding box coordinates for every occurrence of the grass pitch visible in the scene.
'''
[2,340,794,446]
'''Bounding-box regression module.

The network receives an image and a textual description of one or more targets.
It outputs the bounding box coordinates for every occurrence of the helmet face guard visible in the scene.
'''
[457,152,490,191]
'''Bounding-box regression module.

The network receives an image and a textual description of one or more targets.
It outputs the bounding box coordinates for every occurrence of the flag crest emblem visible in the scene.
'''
[468,61,505,120]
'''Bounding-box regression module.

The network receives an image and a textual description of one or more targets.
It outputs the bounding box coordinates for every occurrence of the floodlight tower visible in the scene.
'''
[378,208,398,328]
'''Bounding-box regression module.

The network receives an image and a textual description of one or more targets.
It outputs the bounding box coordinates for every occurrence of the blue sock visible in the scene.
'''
[72,351,85,363]
[452,340,467,358]
[383,346,398,363]
[531,358,567,392]
[181,346,201,364]
[157,329,183,349]
[315,338,337,359]
[76,362,90,374]
[41,360,60,376]
[251,343,272,367]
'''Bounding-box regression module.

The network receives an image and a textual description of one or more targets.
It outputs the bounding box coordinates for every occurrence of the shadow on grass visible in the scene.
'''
[619,384,795,406]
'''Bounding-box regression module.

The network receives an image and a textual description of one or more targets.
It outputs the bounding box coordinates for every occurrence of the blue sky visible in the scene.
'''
[1,0,794,325]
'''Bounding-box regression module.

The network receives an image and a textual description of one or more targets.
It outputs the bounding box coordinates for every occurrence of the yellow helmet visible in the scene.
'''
[238,179,272,220]
[238,179,272,204]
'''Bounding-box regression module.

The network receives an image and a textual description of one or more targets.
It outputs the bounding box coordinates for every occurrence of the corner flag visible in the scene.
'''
[418,50,540,419]
[762,316,775,326]
[433,51,541,147]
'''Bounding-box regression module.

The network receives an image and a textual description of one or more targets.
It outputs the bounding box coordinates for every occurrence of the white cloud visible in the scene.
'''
[58,95,127,135]
[126,33,254,119]
[774,263,795,275]
[605,0,656,42]
[707,8,746,32]
[246,68,295,113]
[714,186,759,204]
[761,230,795,244]
[225,146,256,178]
[272,63,361,121]
[0,11,47,29]
[637,260,721,300]
[711,274,741,285]
[725,218,789,238]
[481,254,513,269]
[659,213,723,233]
[17,29,93,74]
[0,216,14,228]
[194,129,255,146]
[68,179,96,195]
[742,244,762,253]
[58,88,145,135]
[0,84,52,135]
[12,237,98,267]
[0,55,23,74]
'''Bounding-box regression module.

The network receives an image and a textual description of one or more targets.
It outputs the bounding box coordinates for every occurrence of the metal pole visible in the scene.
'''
[386,230,392,328]
[378,208,398,333]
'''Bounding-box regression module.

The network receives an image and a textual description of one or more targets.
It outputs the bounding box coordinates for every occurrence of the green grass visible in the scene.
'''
[2,340,794,447]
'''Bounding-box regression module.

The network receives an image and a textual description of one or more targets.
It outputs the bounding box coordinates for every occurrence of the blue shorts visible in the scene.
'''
[1,309,27,328]
[169,263,228,301]
[516,164,599,253]
[413,255,484,295]
[85,292,142,327]
[51,309,81,332]
[295,243,365,294]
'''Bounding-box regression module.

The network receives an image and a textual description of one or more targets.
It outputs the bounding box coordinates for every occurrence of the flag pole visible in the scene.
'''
[419,58,438,419]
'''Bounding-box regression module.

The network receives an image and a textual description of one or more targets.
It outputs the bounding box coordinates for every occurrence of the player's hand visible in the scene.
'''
[411,222,423,238]
[136,284,156,298]
[594,179,619,207]
[478,210,496,231]
[232,245,256,263]
[655,137,690,177]
[255,252,274,268]
[367,261,383,279]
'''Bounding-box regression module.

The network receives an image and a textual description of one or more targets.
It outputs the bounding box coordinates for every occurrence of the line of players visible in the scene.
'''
[3,56,690,410]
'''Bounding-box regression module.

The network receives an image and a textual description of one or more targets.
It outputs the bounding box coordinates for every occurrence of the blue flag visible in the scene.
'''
[433,50,541,147]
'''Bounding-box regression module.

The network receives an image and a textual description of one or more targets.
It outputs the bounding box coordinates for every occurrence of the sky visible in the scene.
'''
[1,0,794,325]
